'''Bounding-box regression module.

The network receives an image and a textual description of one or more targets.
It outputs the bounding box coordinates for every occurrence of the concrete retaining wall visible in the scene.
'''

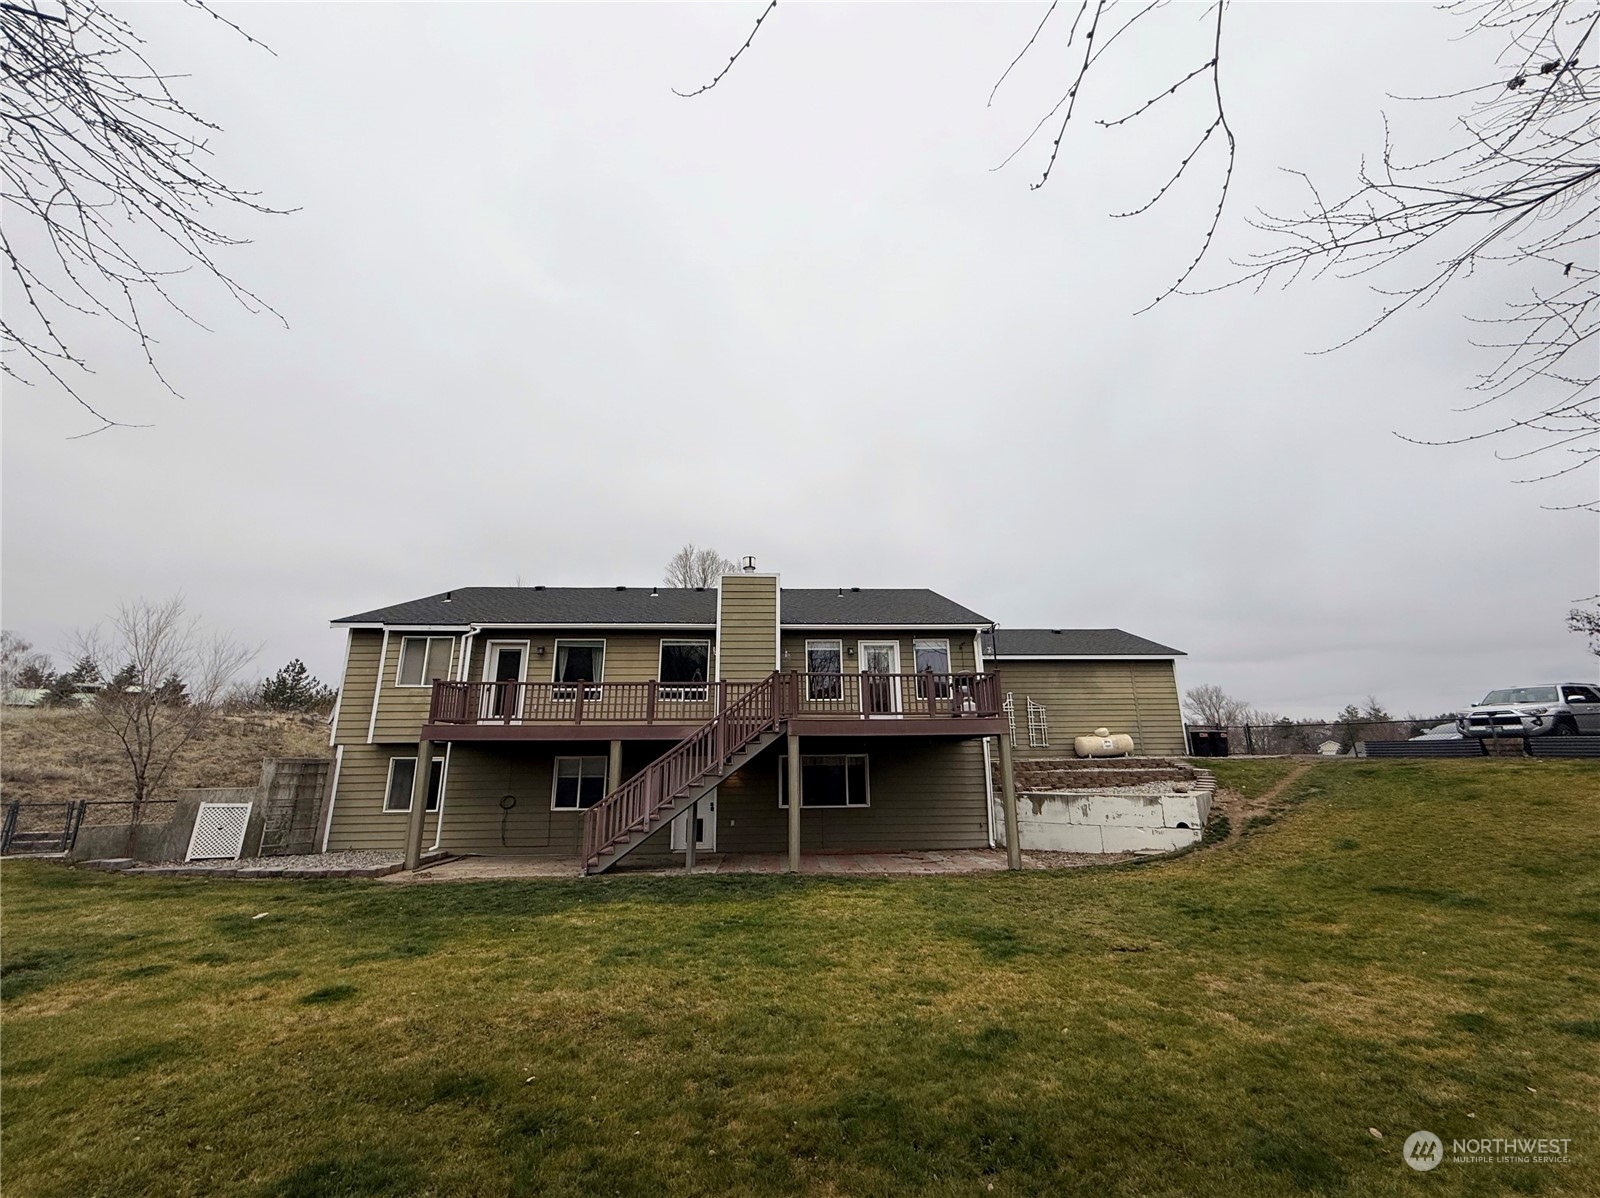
[68,758,330,863]
[995,768,1215,854]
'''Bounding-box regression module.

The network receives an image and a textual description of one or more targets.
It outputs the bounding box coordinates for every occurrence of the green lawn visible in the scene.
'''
[3,760,1597,1197]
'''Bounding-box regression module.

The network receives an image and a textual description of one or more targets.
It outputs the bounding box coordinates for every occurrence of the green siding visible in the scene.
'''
[994,660,1185,757]
[717,576,779,680]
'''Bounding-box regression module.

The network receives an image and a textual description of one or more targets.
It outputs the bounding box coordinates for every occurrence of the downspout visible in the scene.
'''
[366,627,390,744]
[430,628,475,853]
[977,624,995,848]
[320,744,345,852]
[430,742,452,852]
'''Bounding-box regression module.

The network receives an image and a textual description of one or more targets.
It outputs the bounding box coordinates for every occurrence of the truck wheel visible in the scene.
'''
[1553,718,1579,736]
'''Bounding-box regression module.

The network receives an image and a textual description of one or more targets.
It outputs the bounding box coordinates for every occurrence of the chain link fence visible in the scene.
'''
[1186,718,1455,757]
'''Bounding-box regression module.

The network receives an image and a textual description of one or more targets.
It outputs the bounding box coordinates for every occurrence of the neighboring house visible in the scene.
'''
[2,688,48,708]
[982,628,1186,758]
[1317,739,1343,756]
[320,569,1185,874]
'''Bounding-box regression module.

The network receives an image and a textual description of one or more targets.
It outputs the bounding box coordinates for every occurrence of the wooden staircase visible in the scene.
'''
[582,672,787,874]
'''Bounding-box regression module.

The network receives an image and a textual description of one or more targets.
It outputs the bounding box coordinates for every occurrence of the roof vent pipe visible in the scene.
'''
[443,592,452,602]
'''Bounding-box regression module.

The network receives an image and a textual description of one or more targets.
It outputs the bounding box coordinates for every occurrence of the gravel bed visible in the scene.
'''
[114,850,406,876]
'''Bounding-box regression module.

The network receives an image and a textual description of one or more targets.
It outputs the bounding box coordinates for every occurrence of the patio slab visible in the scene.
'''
[380,847,1135,882]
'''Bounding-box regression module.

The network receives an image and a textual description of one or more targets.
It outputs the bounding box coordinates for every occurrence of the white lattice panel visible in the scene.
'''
[1003,693,1017,748]
[186,802,253,861]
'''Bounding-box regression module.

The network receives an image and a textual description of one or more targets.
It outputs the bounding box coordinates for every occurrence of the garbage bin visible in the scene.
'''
[1187,727,1230,758]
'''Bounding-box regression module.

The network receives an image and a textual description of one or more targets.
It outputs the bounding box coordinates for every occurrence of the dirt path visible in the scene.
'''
[1202,761,1315,852]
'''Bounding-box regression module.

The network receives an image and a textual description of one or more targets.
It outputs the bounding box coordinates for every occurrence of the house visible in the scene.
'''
[319,568,1185,874]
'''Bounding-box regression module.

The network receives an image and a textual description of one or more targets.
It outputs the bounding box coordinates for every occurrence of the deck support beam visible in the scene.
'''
[607,739,624,795]
[684,801,697,872]
[404,738,433,871]
[997,733,1021,870]
[786,730,802,874]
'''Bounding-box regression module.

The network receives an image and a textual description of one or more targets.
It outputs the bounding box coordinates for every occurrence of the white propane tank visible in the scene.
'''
[1074,727,1136,758]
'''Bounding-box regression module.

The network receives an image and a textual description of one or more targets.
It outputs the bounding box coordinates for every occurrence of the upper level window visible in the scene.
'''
[659,640,710,699]
[396,636,453,687]
[554,641,605,683]
[805,640,843,700]
[914,639,951,699]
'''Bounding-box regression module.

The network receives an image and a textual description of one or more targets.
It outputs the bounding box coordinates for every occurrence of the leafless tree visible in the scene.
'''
[72,595,255,820]
[1182,682,1249,728]
[0,629,54,690]
[1,0,284,434]
[678,1,1598,506]
[664,543,738,588]
[1570,603,1600,653]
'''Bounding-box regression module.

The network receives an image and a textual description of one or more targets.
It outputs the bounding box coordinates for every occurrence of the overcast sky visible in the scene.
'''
[3,2,1595,719]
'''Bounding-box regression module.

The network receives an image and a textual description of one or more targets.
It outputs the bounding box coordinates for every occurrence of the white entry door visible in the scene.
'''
[481,642,528,720]
[859,641,902,716]
[671,792,716,852]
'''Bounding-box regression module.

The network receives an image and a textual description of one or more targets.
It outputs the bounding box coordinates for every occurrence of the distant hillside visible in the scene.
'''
[1,707,332,808]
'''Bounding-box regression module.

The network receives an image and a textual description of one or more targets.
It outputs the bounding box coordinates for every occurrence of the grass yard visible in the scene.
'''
[3,759,1598,1197]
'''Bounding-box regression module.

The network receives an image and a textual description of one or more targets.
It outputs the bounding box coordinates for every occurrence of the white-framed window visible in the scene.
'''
[395,636,454,687]
[552,640,604,699]
[658,640,710,700]
[1027,698,1049,748]
[1003,692,1017,748]
[552,756,609,810]
[777,754,869,808]
[913,638,952,699]
[805,640,843,700]
[383,756,444,812]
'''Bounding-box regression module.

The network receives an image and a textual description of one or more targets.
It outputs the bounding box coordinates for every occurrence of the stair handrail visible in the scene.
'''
[581,672,789,868]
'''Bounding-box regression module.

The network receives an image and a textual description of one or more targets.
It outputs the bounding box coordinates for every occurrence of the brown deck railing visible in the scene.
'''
[430,672,1001,727]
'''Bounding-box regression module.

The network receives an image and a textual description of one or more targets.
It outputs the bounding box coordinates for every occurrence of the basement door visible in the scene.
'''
[670,792,716,853]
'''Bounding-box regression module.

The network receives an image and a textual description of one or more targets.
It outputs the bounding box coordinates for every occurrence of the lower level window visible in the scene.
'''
[777,754,869,808]
[384,756,443,812]
[552,756,609,809]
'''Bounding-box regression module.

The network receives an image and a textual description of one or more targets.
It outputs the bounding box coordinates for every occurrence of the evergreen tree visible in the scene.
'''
[260,659,336,713]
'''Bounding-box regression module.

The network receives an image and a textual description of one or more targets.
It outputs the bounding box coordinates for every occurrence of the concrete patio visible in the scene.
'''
[383,847,1139,883]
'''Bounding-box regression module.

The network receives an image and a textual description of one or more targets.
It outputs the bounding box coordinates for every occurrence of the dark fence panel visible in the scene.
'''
[1361,739,1488,758]
[1528,736,1600,758]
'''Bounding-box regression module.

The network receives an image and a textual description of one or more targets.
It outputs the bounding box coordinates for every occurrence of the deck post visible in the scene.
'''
[607,739,623,796]
[996,732,1021,870]
[405,738,433,871]
[684,800,697,872]
[786,730,802,873]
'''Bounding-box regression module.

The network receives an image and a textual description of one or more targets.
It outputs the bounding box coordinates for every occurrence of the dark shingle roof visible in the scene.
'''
[984,628,1184,658]
[333,587,989,628]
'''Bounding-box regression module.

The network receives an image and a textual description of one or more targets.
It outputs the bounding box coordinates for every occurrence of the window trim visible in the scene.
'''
[777,753,870,809]
[550,755,611,811]
[394,636,455,688]
[551,639,606,681]
[804,639,844,700]
[658,639,712,700]
[383,755,444,813]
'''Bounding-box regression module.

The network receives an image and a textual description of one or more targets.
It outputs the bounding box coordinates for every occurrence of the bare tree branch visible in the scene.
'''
[1,0,289,433]
[673,0,778,99]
